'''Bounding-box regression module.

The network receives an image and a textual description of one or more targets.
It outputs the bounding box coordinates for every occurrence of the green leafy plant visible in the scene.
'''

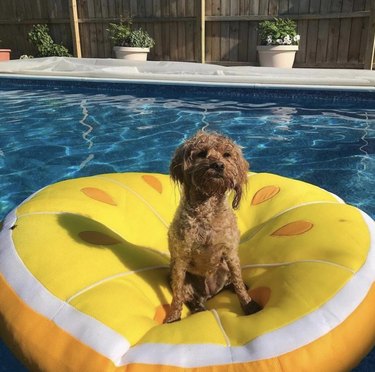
[28,24,71,57]
[107,19,155,48]
[107,21,131,46]
[258,18,300,46]
[126,28,155,48]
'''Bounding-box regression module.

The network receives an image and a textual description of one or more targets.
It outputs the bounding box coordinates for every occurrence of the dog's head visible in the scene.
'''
[170,131,249,209]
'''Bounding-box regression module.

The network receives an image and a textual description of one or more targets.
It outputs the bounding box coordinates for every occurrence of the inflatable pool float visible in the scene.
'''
[0,172,374,371]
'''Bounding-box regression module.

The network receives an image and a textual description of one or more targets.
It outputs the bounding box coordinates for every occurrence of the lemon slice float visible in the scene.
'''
[0,172,374,371]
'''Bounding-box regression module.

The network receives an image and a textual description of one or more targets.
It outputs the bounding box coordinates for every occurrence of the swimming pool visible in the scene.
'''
[1,78,374,220]
[0,77,374,370]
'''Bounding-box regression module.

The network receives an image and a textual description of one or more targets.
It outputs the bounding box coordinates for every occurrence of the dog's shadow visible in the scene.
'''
[57,213,170,310]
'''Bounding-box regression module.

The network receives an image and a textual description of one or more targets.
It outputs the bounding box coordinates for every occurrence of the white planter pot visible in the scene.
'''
[257,45,299,68]
[113,46,150,61]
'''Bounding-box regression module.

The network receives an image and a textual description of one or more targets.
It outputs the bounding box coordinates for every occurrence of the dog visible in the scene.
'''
[164,131,261,323]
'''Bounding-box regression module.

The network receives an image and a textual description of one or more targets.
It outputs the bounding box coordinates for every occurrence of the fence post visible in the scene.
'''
[364,0,375,69]
[69,0,82,58]
[196,0,206,63]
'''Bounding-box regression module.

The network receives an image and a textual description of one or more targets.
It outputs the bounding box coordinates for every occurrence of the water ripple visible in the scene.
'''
[0,86,374,222]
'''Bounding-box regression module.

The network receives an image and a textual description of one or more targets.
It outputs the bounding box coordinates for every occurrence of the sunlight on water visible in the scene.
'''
[0,85,374,221]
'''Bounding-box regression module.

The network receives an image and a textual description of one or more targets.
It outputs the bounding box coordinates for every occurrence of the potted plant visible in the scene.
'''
[0,40,11,61]
[107,18,155,61]
[257,18,300,68]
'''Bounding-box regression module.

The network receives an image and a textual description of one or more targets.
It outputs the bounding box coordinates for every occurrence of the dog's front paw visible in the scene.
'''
[163,312,181,324]
[243,300,262,315]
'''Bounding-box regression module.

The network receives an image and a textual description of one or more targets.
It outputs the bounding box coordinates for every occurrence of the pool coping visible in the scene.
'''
[1,72,375,93]
[0,57,374,92]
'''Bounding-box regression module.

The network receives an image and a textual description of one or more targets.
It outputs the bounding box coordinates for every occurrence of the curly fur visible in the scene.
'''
[165,131,261,323]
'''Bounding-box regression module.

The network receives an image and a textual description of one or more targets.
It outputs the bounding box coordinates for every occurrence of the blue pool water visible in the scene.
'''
[0,78,374,370]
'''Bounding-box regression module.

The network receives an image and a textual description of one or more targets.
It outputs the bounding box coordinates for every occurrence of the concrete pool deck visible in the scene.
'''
[0,57,374,90]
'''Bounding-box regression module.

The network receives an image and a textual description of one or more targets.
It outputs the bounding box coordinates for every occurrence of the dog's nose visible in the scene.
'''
[210,161,224,172]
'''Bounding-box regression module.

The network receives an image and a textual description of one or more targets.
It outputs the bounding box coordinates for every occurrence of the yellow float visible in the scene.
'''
[0,172,374,371]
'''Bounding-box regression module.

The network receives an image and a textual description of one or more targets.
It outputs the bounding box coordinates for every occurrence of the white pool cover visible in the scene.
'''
[0,57,374,89]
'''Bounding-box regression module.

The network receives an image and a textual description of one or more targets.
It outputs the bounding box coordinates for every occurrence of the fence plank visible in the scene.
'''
[306,20,319,65]
[238,21,249,61]
[0,0,373,68]
[250,0,259,15]
[69,0,82,57]
[247,21,258,64]
[258,0,269,15]
[364,0,375,68]
[288,0,299,14]
[170,21,178,60]
[229,21,240,61]
[338,0,354,63]
[269,0,278,15]
[196,0,206,63]
[239,0,251,15]
[207,21,221,63]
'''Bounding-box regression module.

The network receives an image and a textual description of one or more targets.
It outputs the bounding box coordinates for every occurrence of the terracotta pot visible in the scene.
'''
[0,49,11,61]
[257,45,298,68]
[113,46,150,61]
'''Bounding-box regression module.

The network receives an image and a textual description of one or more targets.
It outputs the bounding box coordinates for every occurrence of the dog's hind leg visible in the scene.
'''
[185,261,231,313]
[184,272,207,314]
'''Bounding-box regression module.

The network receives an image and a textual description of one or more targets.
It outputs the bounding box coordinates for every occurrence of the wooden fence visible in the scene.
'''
[0,0,374,69]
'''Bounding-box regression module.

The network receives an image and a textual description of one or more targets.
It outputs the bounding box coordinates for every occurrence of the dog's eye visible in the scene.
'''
[223,152,231,158]
[196,150,207,158]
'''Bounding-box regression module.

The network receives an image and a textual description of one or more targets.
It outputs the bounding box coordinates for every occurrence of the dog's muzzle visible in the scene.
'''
[209,161,224,173]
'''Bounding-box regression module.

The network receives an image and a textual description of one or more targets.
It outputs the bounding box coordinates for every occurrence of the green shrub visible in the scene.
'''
[28,24,72,57]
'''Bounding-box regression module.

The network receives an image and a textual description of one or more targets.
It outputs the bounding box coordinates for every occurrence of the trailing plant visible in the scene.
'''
[28,24,71,57]
[107,19,155,48]
[258,18,300,46]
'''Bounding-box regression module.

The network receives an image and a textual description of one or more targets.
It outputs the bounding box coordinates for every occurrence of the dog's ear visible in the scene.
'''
[232,156,249,209]
[170,144,185,184]
[232,184,243,209]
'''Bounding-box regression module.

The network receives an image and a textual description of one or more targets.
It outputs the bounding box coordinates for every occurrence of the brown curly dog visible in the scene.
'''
[164,131,261,323]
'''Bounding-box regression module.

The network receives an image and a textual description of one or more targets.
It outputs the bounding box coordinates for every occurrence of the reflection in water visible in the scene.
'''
[79,99,94,170]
